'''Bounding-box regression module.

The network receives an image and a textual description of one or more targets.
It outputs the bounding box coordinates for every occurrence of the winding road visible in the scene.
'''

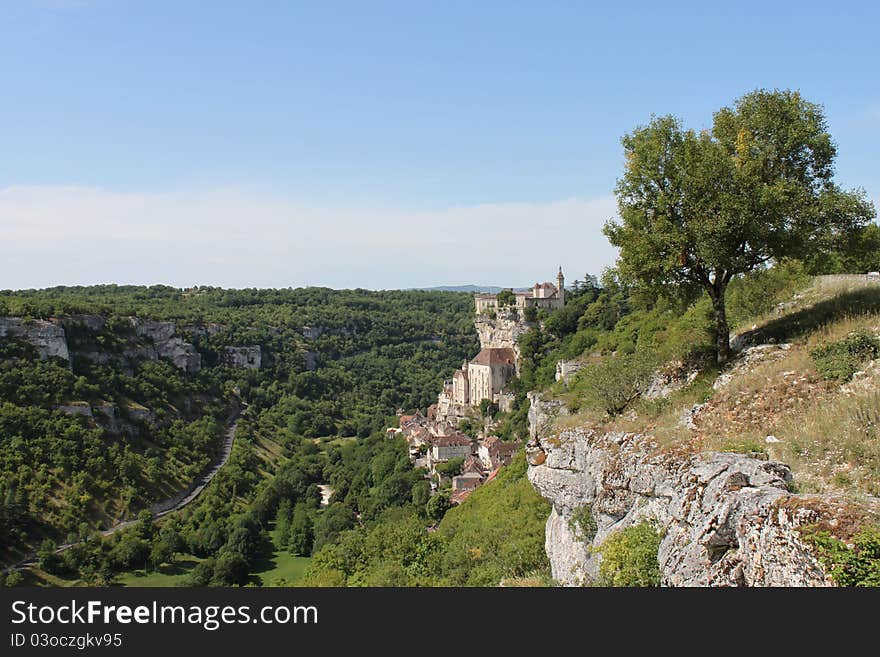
[3,404,245,573]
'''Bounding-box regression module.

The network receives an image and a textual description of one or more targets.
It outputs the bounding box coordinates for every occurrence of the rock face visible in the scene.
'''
[302,325,324,340]
[130,319,201,373]
[223,345,262,369]
[524,394,869,587]
[474,309,533,365]
[555,359,583,384]
[0,317,70,361]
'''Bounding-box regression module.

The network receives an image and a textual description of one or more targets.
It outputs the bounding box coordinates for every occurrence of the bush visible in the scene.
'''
[811,331,880,382]
[726,259,811,329]
[802,526,880,587]
[434,458,464,478]
[596,521,662,587]
[569,505,597,543]
[571,351,655,416]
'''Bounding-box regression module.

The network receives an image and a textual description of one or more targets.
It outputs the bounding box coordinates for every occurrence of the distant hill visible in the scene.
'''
[415,285,527,293]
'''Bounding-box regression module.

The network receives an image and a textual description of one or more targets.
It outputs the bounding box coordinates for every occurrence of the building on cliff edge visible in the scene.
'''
[474,267,566,314]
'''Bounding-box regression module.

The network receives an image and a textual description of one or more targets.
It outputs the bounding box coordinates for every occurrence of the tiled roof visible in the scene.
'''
[434,433,474,447]
[469,347,516,367]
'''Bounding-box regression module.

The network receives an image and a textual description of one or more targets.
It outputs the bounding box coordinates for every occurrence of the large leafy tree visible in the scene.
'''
[605,89,875,362]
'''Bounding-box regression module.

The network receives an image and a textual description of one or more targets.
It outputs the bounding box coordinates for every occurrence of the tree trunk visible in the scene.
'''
[711,292,731,364]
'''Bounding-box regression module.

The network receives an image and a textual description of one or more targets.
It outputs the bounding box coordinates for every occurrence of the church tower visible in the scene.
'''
[557,267,565,305]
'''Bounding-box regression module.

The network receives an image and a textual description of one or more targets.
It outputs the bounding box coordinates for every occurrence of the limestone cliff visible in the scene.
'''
[0,317,70,361]
[130,319,201,373]
[525,394,878,587]
[473,309,534,364]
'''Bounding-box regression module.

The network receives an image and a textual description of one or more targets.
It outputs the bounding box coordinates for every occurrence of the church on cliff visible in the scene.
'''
[435,269,566,420]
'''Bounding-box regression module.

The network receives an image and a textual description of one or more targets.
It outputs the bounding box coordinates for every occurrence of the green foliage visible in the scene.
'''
[434,458,464,478]
[726,259,811,329]
[287,503,315,556]
[0,285,476,561]
[802,526,880,587]
[605,89,875,362]
[569,504,598,543]
[719,439,768,458]
[596,521,662,587]
[568,351,655,416]
[312,503,357,553]
[811,331,880,382]
[496,290,516,307]
[303,451,550,586]
[425,490,452,522]
[434,451,551,585]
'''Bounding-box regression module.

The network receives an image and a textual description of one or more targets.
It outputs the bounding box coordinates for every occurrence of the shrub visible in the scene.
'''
[596,521,662,587]
[811,331,880,382]
[571,351,655,416]
[435,458,464,478]
[569,505,598,543]
[801,526,880,587]
[726,259,811,329]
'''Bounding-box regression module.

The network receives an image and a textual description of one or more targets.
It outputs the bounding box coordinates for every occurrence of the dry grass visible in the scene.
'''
[552,277,880,499]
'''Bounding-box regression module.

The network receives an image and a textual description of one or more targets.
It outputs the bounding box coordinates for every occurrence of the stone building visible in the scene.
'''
[467,347,516,406]
[474,268,566,315]
[430,433,475,464]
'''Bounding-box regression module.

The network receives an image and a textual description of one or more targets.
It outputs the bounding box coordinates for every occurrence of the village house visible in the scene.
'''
[474,267,566,315]
[451,472,484,493]
[478,436,520,470]
[429,432,475,465]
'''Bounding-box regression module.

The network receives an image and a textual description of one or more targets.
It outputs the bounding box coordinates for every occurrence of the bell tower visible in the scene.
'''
[557,267,565,305]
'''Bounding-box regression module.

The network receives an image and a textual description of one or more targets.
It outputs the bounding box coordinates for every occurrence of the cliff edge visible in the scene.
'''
[526,393,879,586]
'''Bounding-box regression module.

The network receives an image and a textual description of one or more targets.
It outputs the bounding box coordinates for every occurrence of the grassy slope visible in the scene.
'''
[562,276,880,499]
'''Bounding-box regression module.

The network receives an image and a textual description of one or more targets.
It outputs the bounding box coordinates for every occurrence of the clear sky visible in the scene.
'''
[2,1,878,290]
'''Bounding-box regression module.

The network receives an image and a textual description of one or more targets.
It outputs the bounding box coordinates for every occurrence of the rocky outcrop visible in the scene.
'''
[302,325,324,340]
[223,345,262,369]
[56,402,93,417]
[525,394,876,587]
[0,317,70,361]
[64,315,107,332]
[93,402,121,433]
[130,319,201,373]
[474,309,533,365]
[303,351,318,372]
[181,322,223,338]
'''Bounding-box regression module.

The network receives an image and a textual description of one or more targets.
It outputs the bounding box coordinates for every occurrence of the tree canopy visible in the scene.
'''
[605,89,875,362]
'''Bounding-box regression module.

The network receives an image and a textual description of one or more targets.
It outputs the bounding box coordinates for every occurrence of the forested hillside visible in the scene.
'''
[0,286,478,570]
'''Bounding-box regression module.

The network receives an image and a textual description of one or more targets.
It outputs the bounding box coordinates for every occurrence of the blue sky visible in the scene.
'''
[2,1,878,289]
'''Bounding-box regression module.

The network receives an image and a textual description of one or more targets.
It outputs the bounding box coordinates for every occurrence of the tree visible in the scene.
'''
[496,290,516,307]
[426,490,452,523]
[605,89,875,362]
[312,503,356,552]
[434,457,464,478]
[287,503,314,556]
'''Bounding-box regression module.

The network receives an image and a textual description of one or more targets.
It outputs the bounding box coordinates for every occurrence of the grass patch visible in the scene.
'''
[116,557,203,587]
